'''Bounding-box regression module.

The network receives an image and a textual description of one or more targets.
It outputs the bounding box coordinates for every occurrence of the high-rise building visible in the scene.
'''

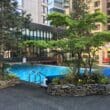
[87,0,110,64]
[48,0,65,14]
[65,0,110,32]
[21,0,66,25]
[64,0,72,15]
[22,0,48,25]
[65,0,110,64]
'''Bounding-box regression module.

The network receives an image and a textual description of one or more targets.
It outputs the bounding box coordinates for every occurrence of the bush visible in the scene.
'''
[51,72,110,85]
[100,77,109,84]
[2,74,18,80]
[52,78,61,85]
[64,73,75,84]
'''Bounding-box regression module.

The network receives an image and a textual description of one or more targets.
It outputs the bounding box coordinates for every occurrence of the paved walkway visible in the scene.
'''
[0,83,110,110]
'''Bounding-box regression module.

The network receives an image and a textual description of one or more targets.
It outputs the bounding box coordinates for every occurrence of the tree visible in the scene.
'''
[71,0,88,19]
[0,0,31,55]
[47,1,110,74]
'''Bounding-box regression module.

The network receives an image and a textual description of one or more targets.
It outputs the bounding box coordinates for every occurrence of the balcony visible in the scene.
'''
[64,0,69,8]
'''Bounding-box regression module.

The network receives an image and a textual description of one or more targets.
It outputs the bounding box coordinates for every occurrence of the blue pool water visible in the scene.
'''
[7,64,110,86]
[7,64,70,86]
[102,68,110,77]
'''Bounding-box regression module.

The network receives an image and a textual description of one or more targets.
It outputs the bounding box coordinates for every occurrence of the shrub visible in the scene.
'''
[100,77,109,84]
[3,74,18,80]
[64,73,75,84]
[51,72,109,85]
[52,78,61,85]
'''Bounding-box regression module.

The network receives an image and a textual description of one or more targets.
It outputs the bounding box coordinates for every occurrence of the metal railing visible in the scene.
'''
[28,70,47,84]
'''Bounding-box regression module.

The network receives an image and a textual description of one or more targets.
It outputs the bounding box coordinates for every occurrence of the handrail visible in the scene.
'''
[28,70,46,84]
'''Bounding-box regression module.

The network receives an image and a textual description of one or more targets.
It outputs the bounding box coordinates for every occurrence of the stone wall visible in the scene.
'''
[47,84,110,96]
[0,79,20,89]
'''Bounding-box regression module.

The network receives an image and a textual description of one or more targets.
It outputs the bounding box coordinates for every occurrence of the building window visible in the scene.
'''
[43,0,48,4]
[108,25,110,30]
[43,6,47,13]
[94,1,100,7]
[43,16,47,24]
[49,32,52,39]
[108,18,110,23]
[37,30,40,37]
[30,31,33,37]
[95,24,100,30]
[34,31,37,39]
[41,31,43,38]
[26,29,29,36]
[107,10,110,15]
[107,2,110,8]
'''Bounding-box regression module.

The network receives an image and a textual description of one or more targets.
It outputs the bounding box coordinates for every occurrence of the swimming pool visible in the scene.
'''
[7,64,110,86]
[7,64,71,86]
[102,68,110,77]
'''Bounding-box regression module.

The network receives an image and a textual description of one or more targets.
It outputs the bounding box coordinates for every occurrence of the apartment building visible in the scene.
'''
[65,0,110,64]
[21,0,66,25]
[65,0,110,32]
[22,0,48,25]
[87,0,110,64]
[64,0,72,15]
[48,0,65,14]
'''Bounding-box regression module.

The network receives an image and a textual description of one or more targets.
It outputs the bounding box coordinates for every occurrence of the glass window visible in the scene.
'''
[40,31,43,37]
[107,2,110,8]
[49,32,52,39]
[26,29,29,36]
[108,25,110,30]
[22,30,25,35]
[30,31,33,37]
[107,10,110,15]
[95,24,100,30]
[34,31,37,37]
[94,1,100,7]
[37,30,40,37]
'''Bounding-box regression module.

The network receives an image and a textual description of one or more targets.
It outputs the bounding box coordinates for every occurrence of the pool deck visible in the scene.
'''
[0,83,110,110]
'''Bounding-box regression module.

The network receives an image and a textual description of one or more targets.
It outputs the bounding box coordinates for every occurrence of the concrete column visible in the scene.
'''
[99,50,103,65]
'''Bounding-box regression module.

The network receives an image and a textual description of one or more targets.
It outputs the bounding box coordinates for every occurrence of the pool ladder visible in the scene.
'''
[28,71,46,84]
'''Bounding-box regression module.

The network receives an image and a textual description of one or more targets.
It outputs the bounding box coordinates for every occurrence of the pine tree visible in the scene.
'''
[0,0,31,54]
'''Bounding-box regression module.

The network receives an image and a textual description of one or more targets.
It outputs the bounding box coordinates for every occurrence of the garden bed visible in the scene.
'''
[0,78,20,89]
[47,84,110,96]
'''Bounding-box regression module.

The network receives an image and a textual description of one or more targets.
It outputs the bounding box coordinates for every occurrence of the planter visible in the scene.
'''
[47,84,109,96]
[0,79,20,89]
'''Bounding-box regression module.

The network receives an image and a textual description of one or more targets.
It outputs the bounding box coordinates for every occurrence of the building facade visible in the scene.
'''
[48,0,65,14]
[22,0,48,25]
[87,0,110,64]
[21,0,66,25]
[65,0,110,64]
[66,0,110,32]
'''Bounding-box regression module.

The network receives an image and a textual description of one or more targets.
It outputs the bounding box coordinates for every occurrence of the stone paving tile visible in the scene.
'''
[0,83,110,110]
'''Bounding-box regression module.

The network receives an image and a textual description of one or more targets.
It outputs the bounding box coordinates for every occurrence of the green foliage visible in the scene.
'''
[0,0,31,52]
[52,72,109,85]
[22,40,50,49]
[48,12,72,27]
[63,73,75,84]
[47,4,110,74]
[21,39,69,50]
[3,74,18,80]
[52,78,61,85]
[0,73,18,80]
[100,77,109,84]
[71,0,88,19]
